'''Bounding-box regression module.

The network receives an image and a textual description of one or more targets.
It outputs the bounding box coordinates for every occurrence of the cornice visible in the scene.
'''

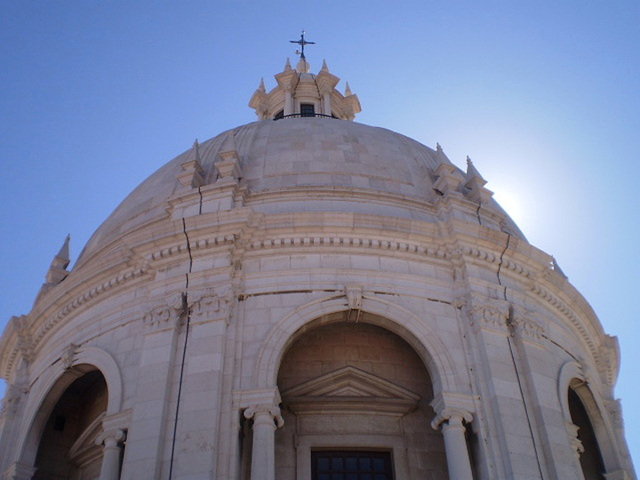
[1,263,151,378]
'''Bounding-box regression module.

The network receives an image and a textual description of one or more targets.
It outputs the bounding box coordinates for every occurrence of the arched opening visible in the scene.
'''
[32,369,110,480]
[569,387,606,480]
[271,313,449,480]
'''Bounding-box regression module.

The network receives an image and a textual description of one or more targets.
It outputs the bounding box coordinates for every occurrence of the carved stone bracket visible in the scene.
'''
[62,343,79,371]
[189,285,234,324]
[605,398,624,430]
[464,294,510,335]
[565,421,585,458]
[142,293,185,333]
[0,380,29,421]
[510,305,547,346]
[13,315,34,364]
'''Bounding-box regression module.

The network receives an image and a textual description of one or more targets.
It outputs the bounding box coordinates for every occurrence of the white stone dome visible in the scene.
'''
[77,118,523,266]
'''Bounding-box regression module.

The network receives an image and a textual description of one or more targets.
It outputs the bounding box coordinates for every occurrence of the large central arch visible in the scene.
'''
[253,293,462,400]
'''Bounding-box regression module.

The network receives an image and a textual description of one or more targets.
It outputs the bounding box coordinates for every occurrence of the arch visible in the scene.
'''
[557,360,622,475]
[12,346,123,470]
[253,293,460,398]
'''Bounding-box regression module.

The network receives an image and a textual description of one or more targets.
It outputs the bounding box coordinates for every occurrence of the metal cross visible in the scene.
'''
[290,30,315,59]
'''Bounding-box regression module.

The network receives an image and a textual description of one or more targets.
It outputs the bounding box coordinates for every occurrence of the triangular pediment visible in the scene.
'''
[282,366,420,416]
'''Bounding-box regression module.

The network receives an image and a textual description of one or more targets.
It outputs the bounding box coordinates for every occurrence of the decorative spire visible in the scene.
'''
[464,156,493,203]
[251,58,361,121]
[465,156,485,182]
[258,78,266,92]
[289,30,315,60]
[345,82,353,96]
[193,139,201,161]
[284,58,292,71]
[45,235,71,285]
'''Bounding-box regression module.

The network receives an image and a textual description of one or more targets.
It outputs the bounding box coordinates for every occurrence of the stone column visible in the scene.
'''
[432,409,474,480]
[98,429,126,480]
[322,92,331,116]
[3,462,37,480]
[244,404,284,480]
[284,88,294,116]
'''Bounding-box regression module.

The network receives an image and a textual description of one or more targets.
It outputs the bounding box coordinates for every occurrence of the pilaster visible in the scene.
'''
[120,294,184,480]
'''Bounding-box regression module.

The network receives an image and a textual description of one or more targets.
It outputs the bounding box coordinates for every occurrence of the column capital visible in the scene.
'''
[431,408,473,430]
[96,427,126,447]
[244,404,284,428]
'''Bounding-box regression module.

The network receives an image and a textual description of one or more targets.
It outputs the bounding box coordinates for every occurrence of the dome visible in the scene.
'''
[77,118,523,266]
[1,54,632,480]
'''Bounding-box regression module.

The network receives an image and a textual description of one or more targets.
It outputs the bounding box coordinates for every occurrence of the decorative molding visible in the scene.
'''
[245,234,446,260]
[529,282,599,363]
[431,408,474,430]
[345,285,363,310]
[282,366,420,416]
[0,379,29,421]
[31,264,150,347]
[189,285,235,324]
[61,343,79,371]
[14,315,34,364]
[605,399,624,430]
[460,245,532,278]
[564,421,585,458]
[148,234,237,261]
[143,293,185,333]
[464,294,510,335]
[243,404,284,428]
[595,338,619,387]
[510,305,547,345]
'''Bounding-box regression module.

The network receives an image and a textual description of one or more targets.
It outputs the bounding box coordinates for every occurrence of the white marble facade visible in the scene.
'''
[0,59,635,480]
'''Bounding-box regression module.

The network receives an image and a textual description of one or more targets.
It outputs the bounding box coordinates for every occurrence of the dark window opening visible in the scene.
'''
[312,450,393,480]
[569,388,606,480]
[274,110,284,120]
[300,103,315,117]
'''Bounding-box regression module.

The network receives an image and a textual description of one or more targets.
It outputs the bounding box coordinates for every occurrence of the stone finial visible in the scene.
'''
[178,140,205,189]
[345,82,353,96]
[464,156,493,203]
[321,59,329,72]
[45,235,71,285]
[465,156,485,183]
[215,132,242,181]
[551,257,567,278]
[296,57,310,73]
[284,58,292,71]
[258,77,266,93]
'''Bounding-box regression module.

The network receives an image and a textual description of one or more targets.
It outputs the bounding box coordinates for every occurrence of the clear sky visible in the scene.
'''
[1,0,639,472]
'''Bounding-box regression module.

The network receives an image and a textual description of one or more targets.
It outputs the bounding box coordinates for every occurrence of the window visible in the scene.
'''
[300,103,315,117]
[274,109,284,120]
[311,451,393,480]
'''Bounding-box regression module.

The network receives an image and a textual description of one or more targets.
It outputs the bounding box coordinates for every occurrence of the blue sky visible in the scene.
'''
[1,0,639,471]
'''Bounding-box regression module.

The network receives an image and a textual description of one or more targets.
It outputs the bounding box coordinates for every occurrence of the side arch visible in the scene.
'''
[13,346,123,469]
[558,360,623,474]
[253,293,461,398]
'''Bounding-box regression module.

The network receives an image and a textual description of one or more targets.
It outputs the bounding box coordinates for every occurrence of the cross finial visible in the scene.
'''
[289,30,315,59]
